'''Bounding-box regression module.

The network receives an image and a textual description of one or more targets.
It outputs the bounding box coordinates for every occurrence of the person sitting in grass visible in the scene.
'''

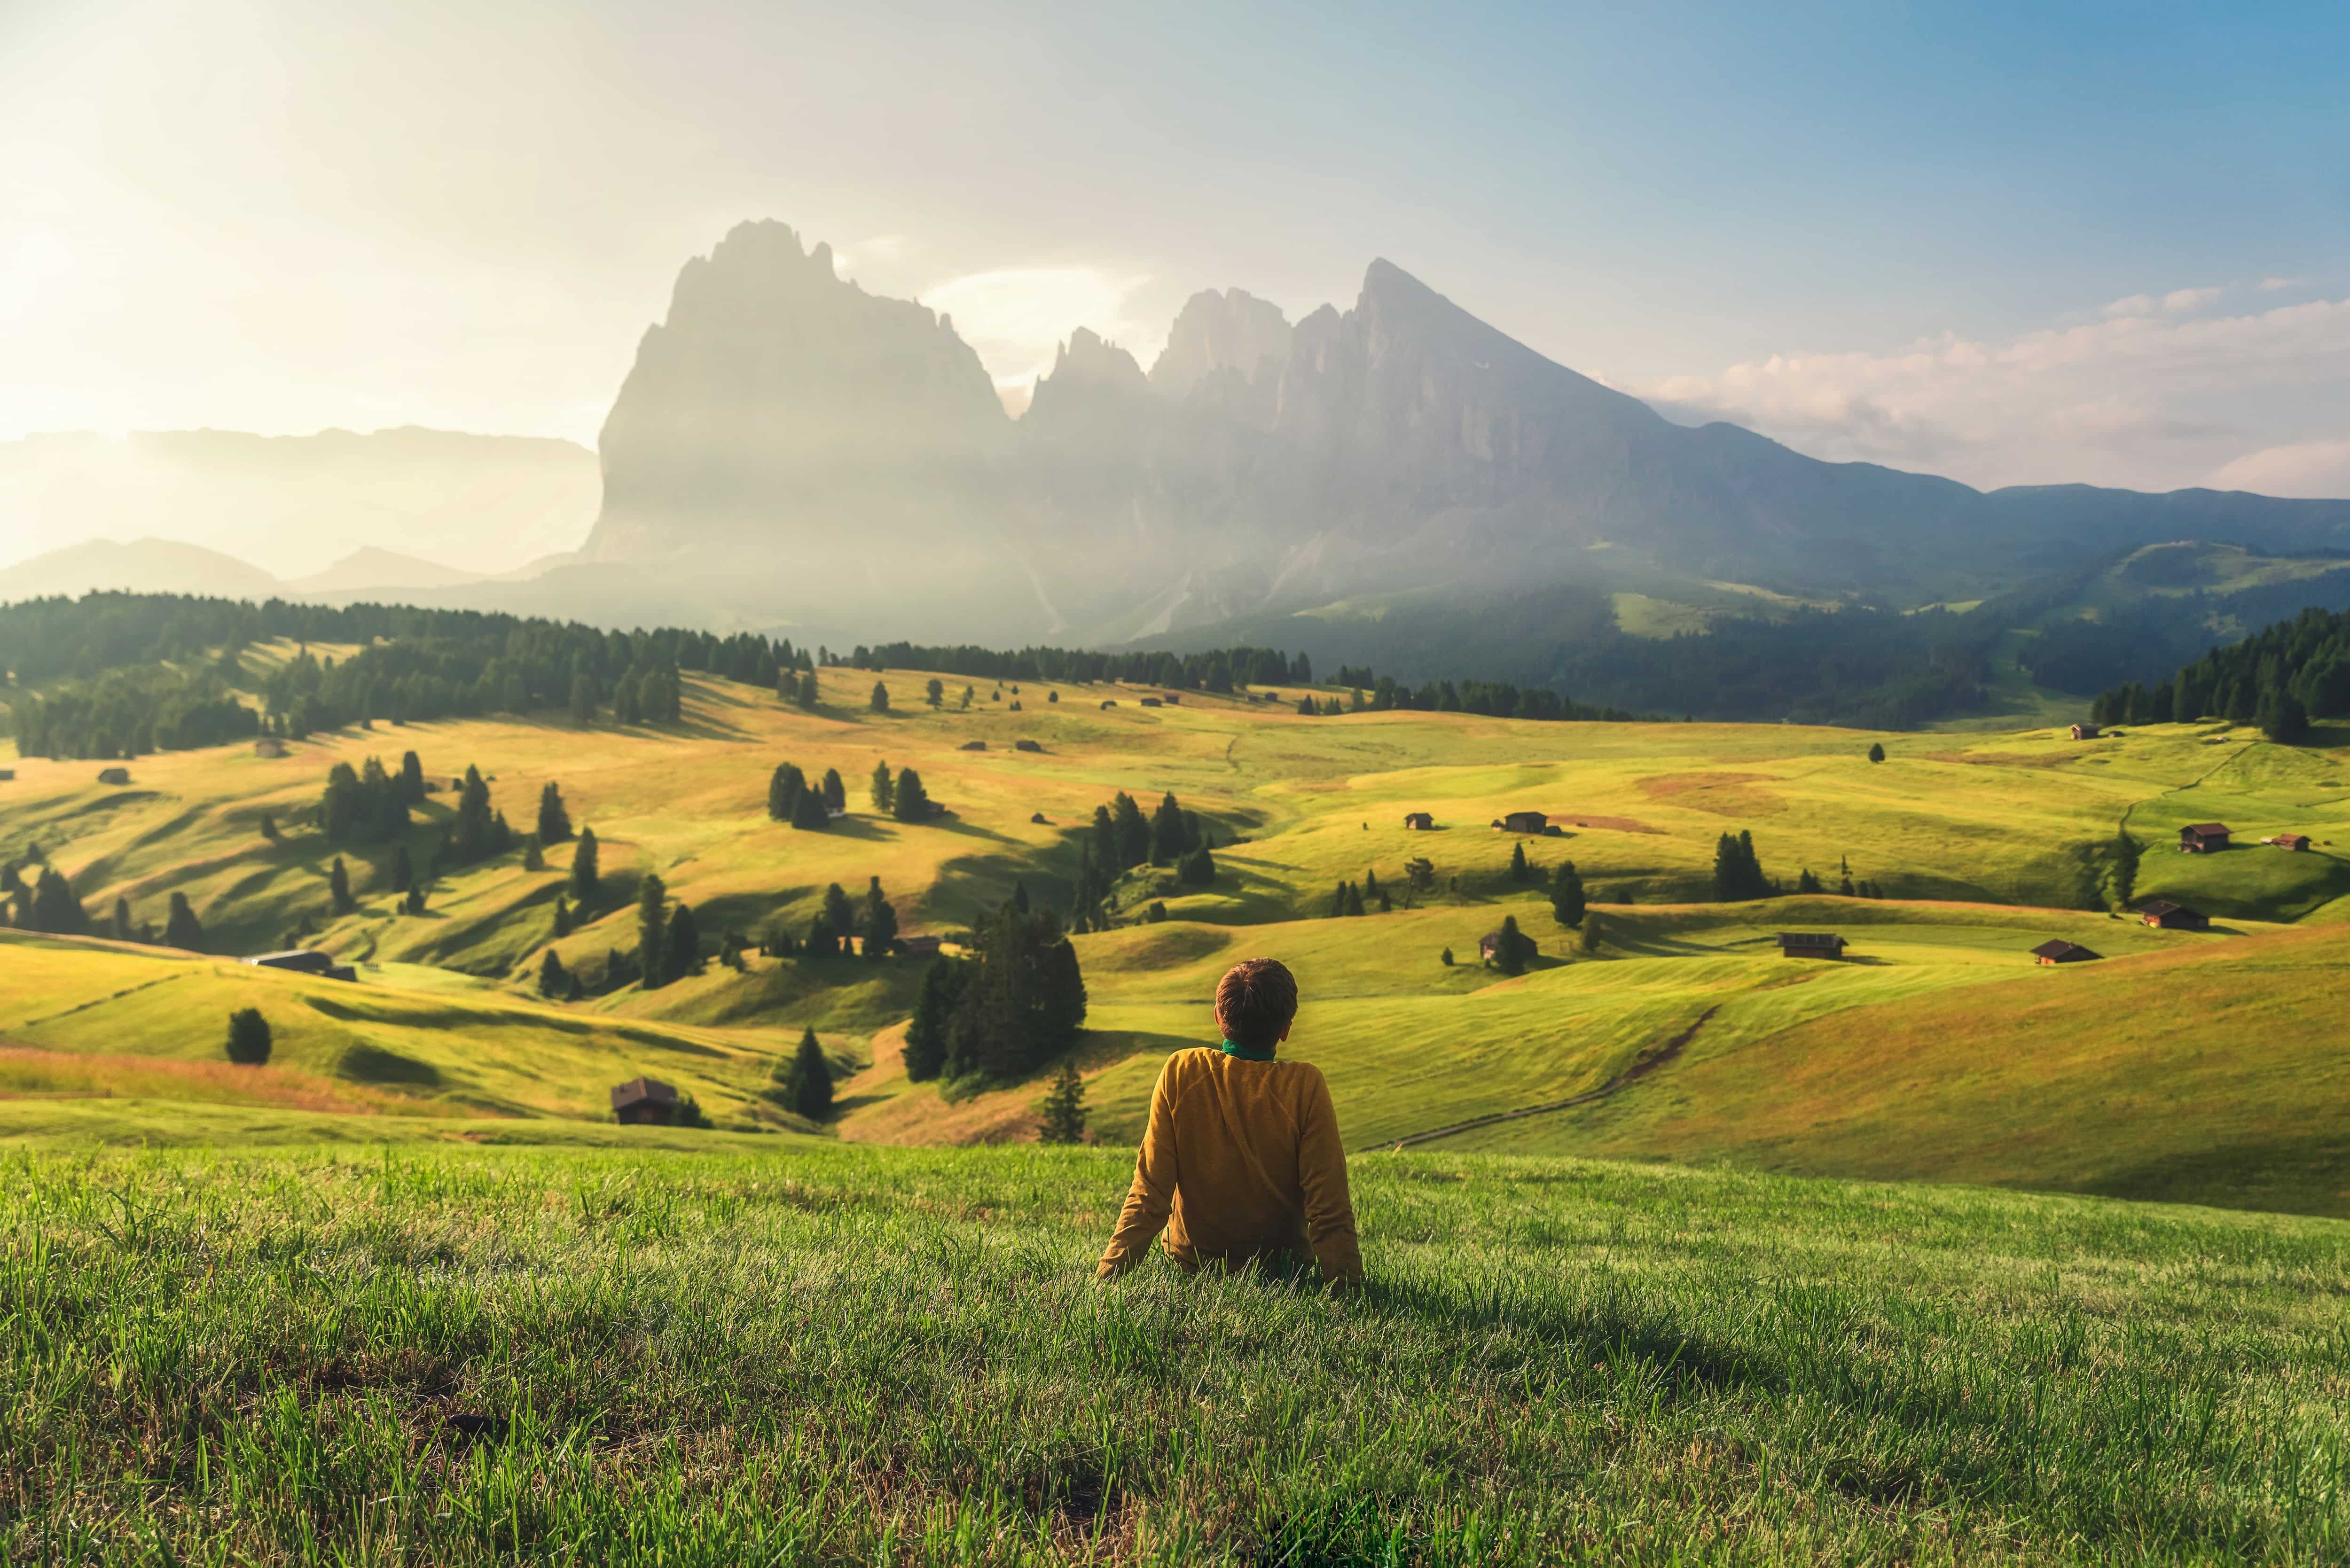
[1096,958,1362,1285]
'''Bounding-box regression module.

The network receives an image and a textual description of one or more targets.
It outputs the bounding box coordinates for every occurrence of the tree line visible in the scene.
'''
[2092,603,2350,743]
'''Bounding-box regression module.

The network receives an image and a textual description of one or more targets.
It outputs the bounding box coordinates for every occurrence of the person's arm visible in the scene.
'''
[1096,1059,1182,1278]
[1296,1068,1362,1284]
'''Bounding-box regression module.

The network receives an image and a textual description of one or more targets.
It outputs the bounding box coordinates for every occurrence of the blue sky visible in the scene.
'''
[2,0,2344,495]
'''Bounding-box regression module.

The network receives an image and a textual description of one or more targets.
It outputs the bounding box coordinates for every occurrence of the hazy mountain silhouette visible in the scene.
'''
[576,221,2350,643]
[0,428,598,582]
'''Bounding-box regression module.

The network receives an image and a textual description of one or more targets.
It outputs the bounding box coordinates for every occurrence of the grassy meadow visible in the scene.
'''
[4,1140,2347,1564]
[5,658,2350,1215]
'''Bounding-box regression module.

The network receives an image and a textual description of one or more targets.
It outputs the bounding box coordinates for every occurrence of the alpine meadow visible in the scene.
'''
[9,6,2350,1560]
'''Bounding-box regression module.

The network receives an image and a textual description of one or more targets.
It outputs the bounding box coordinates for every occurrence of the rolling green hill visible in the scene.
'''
[6,663,2348,1216]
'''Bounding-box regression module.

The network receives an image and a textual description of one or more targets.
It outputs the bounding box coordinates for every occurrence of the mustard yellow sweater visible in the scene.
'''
[1096,1047,1362,1283]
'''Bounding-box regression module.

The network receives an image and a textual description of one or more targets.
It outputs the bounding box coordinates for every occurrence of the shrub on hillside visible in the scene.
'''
[225,1008,271,1066]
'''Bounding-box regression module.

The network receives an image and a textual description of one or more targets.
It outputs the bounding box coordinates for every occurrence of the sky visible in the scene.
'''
[3,0,2347,499]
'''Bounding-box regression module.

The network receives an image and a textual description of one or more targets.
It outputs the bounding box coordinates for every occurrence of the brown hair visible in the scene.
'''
[1215,958,1299,1050]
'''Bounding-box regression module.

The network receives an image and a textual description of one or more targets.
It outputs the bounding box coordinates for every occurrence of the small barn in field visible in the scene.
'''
[2178,823,2231,854]
[243,949,358,982]
[2264,833,2311,852]
[898,934,944,958]
[1014,739,1042,753]
[2030,939,2100,965]
[2138,899,2209,931]
[1140,697,1163,708]
[1402,811,1434,831]
[1477,929,1535,963]
[2069,723,2100,741]
[611,1077,678,1126]
[958,740,987,751]
[1160,693,1182,705]
[0,768,15,782]
[1777,932,1849,960]
[1495,811,1548,835]
[97,767,131,786]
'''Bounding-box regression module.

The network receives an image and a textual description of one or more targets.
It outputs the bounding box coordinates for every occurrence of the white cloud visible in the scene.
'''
[918,265,1162,392]
[1633,292,2350,493]
[2204,439,2350,499]
[2260,276,2305,291]
[2162,285,2223,312]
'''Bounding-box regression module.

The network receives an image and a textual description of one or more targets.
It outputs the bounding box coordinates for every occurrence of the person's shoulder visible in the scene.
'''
[1159,1046,1222,1078]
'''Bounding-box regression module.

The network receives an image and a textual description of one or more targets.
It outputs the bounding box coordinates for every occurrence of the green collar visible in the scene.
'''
[1219,1038,1277,1062]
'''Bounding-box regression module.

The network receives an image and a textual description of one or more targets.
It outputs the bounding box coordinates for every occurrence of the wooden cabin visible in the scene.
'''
[0,769,15,782]
[1139,697,1163,708]
[2030,939,2100,965]
[610,1077,678,1126]
[1160,693,1182,704]
[958,740,987,751]
[1100,700,1117,709]
[1476,929,1535,963]
[2069,723,2100,741]
[897,935,944,958]
[1014,739,1042,753]
[254,737,288,758]
[1402,812,1434,831]
[2137,899,2209,931]
[2264,833,2311,852]
[96,767,131,786]
[1496,811,1548,835]
[1777,932,1849,960]
[2178,823,2231,853]
[242,949,358,982]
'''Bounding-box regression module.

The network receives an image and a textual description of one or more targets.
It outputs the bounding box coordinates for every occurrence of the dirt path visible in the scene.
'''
[1374,1005,1721,1151]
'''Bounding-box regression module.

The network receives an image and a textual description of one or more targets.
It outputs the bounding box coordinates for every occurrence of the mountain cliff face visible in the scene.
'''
[582,224,2350,643]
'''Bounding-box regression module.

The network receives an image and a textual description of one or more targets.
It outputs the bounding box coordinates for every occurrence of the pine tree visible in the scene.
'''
[564,972,584,1001]
[803,913,840,960]
[791,786,830,831]
[1149,792,1187,866]
[797,670,820,708]
[1867,742,1886,763]
[1797,867,1822,894]
[537,781,572,843]
[821,882,857,944]
[1178,844,1216,885]
[1037,1060,1088,1144]
[960,685,974,710]
[1297,695,1317,715]
[399,750,426,804]
[1712,832,1769,901]
[1111,792,1150,868]
[1839,875,1856,897]
[637,872,669,989]
[943,902,1087,1079]
[1344,881,1366,917]
[869,761,895,813]
[553,893,572,938]
[1440,946,1454,966]
[892,768,932,822]
[569,827,600,903]
[164,891,204,952]
[1363,868,1382,905]
[861,878,898,960]
[1330,880,1348,918]
[925,678,944,708]
[667,901,701,977]
[2261,690,2311,745]
[1550,859,1586,928]
[1011,879,1030,914]
[1492,914,1535,976]
[451,765,495,863]
[538,949,568,997]
[783,1027,833,1119]
[28,868,89,935]
[1509,842,1531,883]
[1580,914,1601,954]
[110,896,133,942]
[523,834,546,872]
[329,856,354,914]
[224,1008,272,1066]
[903,957,968,1081]
[820,768,846,812]
[570,673,596,725]
[768,763,806,821]
[870,681,890,713]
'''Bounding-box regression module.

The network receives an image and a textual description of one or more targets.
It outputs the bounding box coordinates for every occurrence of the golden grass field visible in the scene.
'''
[5,653,2348,1214]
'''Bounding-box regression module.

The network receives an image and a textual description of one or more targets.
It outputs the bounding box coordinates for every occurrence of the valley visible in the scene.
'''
[7,653,2345,1219]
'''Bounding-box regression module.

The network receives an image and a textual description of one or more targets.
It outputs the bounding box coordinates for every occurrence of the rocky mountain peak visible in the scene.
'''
[1150,288,1292,398]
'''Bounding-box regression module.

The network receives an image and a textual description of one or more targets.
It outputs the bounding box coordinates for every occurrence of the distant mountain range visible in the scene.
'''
[576,220,2350,646]
[11,222,2349,667]
[0,427,599,583]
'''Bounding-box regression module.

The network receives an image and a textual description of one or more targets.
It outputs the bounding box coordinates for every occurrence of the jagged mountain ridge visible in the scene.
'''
[580,221,2350,644]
